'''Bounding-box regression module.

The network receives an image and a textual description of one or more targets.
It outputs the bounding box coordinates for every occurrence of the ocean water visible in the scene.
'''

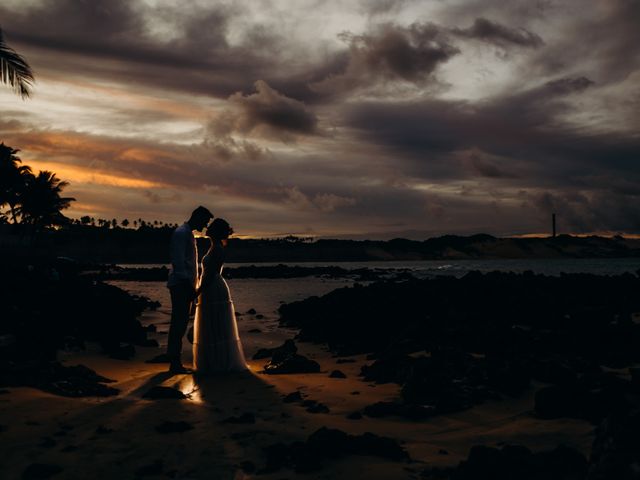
[121,257,640,278]
[111,258,639,355]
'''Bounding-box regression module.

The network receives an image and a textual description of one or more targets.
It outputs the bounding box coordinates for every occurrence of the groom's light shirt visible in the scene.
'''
[167,223,198,288]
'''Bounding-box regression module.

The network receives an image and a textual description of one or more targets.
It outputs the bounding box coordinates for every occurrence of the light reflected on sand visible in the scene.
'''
[174,365,265,404]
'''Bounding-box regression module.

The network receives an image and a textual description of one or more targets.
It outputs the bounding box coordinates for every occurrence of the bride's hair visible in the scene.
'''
[207,218,233,241]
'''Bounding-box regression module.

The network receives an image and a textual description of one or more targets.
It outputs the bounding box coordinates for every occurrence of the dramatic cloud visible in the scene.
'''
[210,81,318,141]
[0,0,638,237]
[451,17,544,49]
[311,22,459,97]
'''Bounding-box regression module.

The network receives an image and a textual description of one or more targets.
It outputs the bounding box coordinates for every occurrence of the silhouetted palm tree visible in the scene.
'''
[0,143,31,223]
[0,26,34,98]
[18,171,75,229]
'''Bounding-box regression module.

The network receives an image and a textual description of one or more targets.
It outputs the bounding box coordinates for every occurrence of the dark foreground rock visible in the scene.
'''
[587,407,640,480]
[261,427,409,473]
[258,340,320,374]
[263,354,321,374]
[22,463,63,479]
[252,339,297,360]
[422,444,587,480]
[0,361,118,397]
[279,272,640,421]
[142,386,186,400]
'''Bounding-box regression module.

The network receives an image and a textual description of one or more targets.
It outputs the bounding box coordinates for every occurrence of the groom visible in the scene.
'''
[166,206,213,373]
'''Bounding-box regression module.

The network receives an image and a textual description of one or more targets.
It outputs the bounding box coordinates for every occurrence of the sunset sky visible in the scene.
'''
[1,0,638,238]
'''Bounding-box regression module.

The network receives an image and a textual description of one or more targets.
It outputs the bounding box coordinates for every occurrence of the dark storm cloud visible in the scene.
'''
[346,76,637,181]
[311,22,459,97]
[210,81,318,141]
[345,75,640,231]
[451,17,544,48]
[0,0,272,97]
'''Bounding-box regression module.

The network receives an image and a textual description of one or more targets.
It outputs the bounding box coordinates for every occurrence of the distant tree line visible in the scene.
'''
[70,216,180,230]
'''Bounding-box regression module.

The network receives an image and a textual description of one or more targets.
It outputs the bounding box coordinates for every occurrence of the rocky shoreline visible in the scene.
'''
[277,271,640,478]
[0,257,159,396]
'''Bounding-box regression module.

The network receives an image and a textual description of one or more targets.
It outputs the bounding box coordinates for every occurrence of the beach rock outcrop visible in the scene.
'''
[261,427,409,473]
[588,407,640,480]
[0,361,118,397]
[142,386,186,400]
[430,444,588,480]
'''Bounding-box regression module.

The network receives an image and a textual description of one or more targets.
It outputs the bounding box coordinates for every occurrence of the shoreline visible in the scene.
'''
[0,276,603,479]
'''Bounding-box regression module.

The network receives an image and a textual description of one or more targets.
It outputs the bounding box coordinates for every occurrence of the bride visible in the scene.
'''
[193,218,247,373]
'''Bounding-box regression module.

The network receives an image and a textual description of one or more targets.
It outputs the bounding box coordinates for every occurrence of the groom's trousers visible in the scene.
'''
[167,282,193,366]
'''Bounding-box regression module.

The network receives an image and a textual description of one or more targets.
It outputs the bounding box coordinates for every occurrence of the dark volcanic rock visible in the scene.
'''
[306,402,330,414]
[155,421,193,433]
[0,362,118,398]
[22,463,63,479]
[282,391,304,403]
[450,444,587,480]
[261,427,408,473]
[263,353,320,375]
[142,386,186,400]
[588,407,640,480]
[535,372,632,423]
[329,369,347,378]
[252,339,297,360]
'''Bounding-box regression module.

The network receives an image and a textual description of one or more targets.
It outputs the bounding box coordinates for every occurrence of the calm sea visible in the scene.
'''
[120,258,640,278]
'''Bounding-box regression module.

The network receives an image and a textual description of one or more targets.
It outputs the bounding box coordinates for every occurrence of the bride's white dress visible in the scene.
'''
[193,245,247,373]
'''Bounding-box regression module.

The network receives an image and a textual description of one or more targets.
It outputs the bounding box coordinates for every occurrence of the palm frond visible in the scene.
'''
[0,27,34,98]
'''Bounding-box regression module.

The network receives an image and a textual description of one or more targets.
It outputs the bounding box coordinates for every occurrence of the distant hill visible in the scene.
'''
[1,224,638,263]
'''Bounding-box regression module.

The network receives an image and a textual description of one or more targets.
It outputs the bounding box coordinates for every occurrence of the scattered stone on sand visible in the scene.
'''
[222,413,256,424]
[263,351,321,375]
[95,425,114,435]
[306,402,330,414]
[1,362,118,398]
[246,308,257,315]
[155,421,194,434]
[256,314,265,319]
[253,339,297,360]
[438,449,449,455]
[248,328,262,333]
[261,427,409,474]
[346,411,362,420]
[350,391,360,395]
[142,386,186,400]
[329,369,347,379]
[282,391,304,403]
[22,463,63,480]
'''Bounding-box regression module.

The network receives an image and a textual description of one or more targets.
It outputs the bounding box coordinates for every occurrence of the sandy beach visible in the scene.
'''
[0,277,596,479]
